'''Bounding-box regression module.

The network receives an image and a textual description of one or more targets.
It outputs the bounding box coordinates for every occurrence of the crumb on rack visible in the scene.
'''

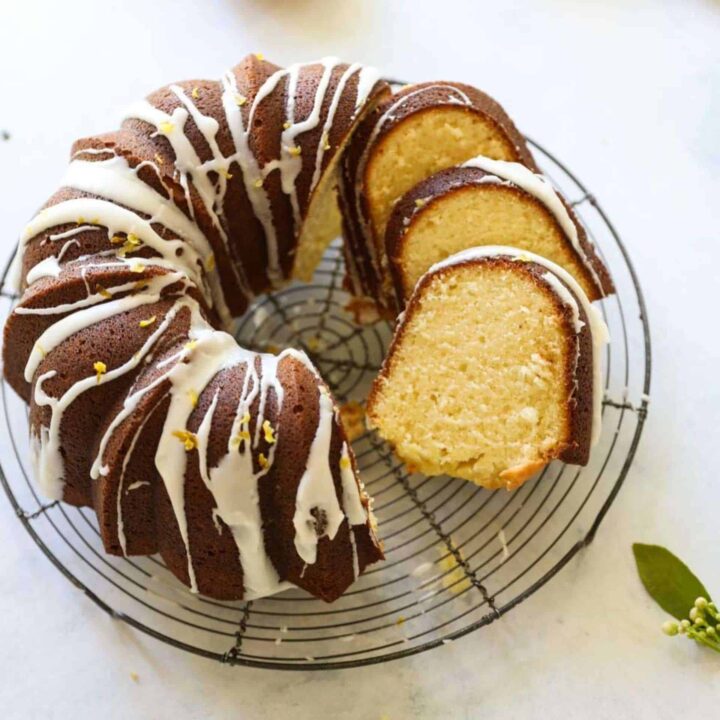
[339,401,366,442]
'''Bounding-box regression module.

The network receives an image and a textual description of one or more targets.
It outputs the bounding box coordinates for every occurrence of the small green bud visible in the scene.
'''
[694,616,705,626]
[699,630,708,639]
[690,607,699,621]
[662,620,679,636]
[695,597,709,610]
[706,626,716,637]
[681,619,691,629]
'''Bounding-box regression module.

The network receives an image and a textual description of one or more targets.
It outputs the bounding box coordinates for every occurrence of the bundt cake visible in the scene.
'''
[366,247,609,490]
[3,55,387,602]
[385,156,614,309]
[3,59,612,602]
[338,81,538,316]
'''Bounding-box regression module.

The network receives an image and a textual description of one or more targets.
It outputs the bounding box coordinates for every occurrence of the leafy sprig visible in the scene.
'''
[633,543,718,654]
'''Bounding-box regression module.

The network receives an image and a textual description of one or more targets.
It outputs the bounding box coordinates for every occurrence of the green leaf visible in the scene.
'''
[632,543,711,620]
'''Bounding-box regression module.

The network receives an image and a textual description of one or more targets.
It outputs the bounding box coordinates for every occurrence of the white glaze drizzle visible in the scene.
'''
[15,56,380,601]
[461,156,605,293]
[424,246,609,446]
[193,360,285,598]
[340,442,368,579]
[292,388,346,564]
[116,396,165,555]
[31,289,193,500]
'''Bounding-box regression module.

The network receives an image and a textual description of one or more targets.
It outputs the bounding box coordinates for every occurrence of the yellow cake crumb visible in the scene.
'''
[255,52,265,60]
[340,455,352,470]
[204,253,216,272]
[159,121,175,135]
[138,315,157,328]
[283,121,292,130]
[253,177,263,188]
[93,360,107,384]
[288,145,302,157]
[188,389,198,408]
[184,339,198,351]
[130,262,146,273]
[129,672,139,683]
[191,86,199,99]
[154,153,164,165]
[235,93,247,107]
[95,284,112,299]
[258,452,269,468]
[339,401,366,442]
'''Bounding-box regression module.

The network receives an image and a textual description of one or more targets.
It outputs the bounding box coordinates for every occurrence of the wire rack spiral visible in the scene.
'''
[0,136,651,670]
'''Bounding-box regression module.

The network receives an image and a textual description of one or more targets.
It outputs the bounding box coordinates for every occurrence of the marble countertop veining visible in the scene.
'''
[1,0,719,717]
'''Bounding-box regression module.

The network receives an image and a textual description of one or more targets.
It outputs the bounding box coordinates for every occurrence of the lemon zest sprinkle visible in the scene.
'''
[93,360,107,384]
[262,420,276,445]
[172,429,198,451]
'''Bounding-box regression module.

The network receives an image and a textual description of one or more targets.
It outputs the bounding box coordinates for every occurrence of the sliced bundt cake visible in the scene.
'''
[386,156,614,308]
[367,247,609,490]
[3,55,386,602]
[339,81,537,314]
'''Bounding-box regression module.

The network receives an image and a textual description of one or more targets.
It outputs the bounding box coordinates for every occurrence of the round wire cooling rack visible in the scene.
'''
[0,137,651,670]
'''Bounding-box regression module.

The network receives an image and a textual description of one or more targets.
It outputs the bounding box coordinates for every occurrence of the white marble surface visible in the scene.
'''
[1,0,719,717]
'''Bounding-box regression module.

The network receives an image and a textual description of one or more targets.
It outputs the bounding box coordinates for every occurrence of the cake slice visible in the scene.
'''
[367,247,609,490]
[386,156,614,309]
[339,82,537,313]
